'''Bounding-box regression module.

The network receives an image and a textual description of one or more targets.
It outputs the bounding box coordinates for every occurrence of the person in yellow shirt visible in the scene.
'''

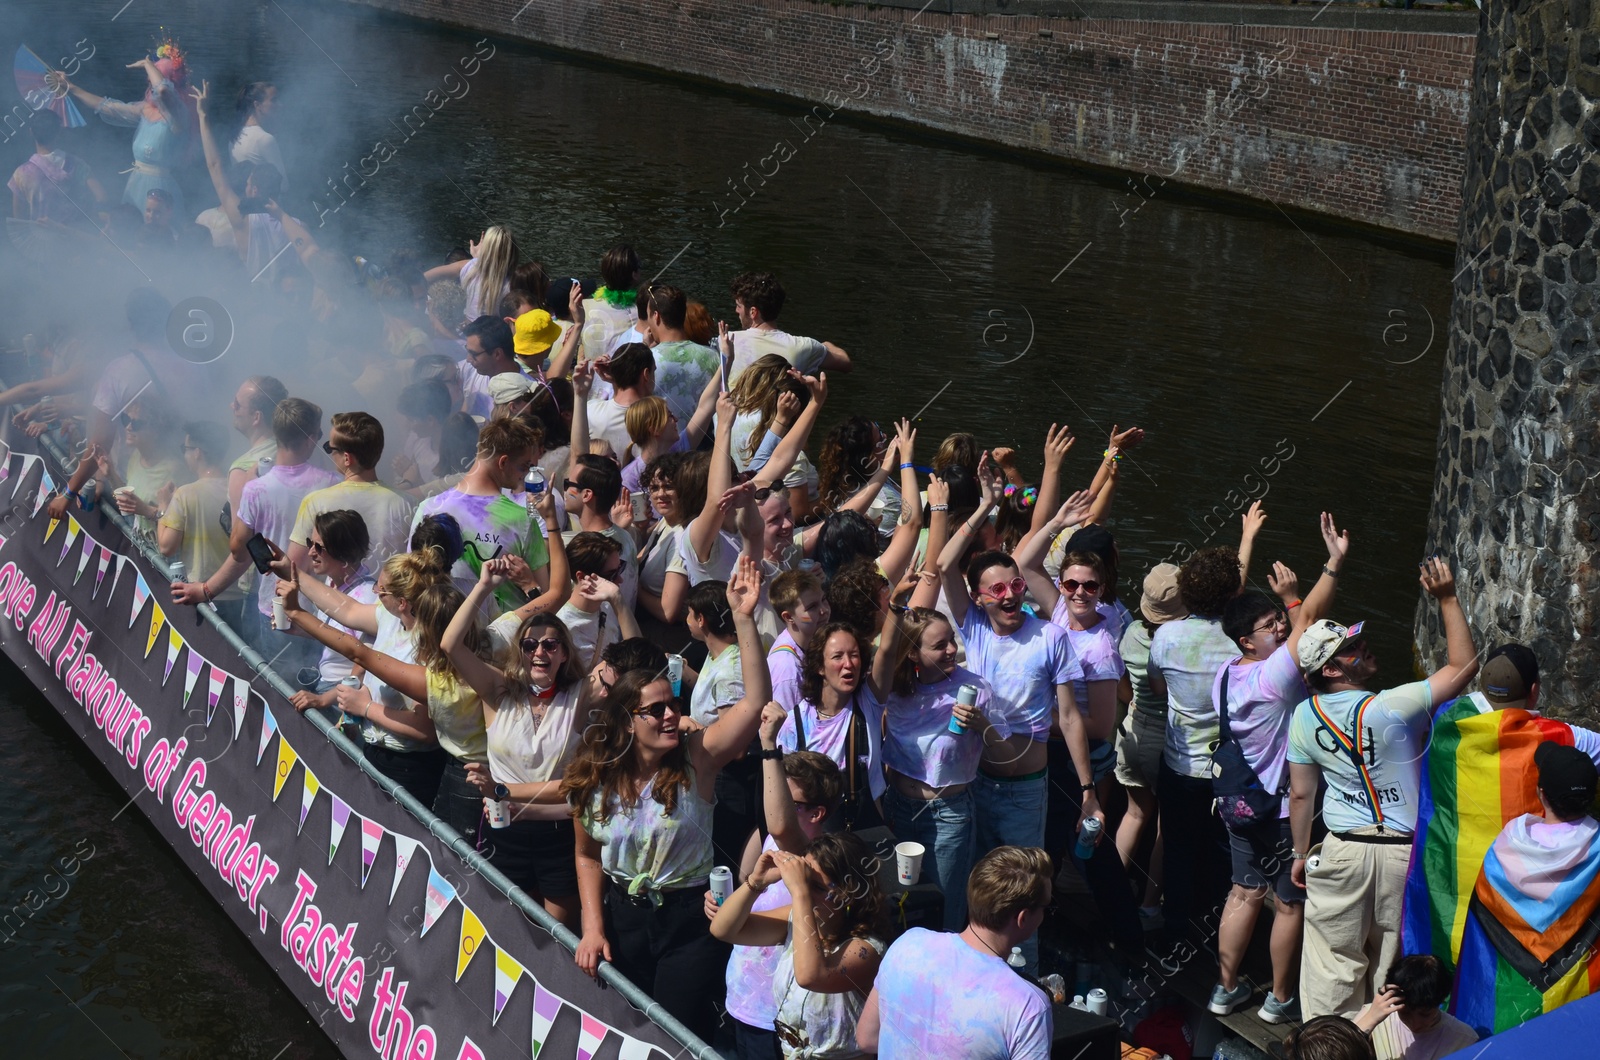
[159,421,247,626]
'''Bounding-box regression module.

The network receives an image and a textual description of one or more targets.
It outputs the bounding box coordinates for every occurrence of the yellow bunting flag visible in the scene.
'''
[456,906,486,982]
[273,738,299,801]
[44,516,60,542]
[145,602,166,657]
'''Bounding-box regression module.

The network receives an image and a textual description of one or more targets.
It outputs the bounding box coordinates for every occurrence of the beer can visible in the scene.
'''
[949,683,978,735]
[168,560,187,584]
[709,865,734,905]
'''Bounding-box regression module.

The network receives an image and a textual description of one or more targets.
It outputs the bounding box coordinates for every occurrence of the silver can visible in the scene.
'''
[709,865,734,905]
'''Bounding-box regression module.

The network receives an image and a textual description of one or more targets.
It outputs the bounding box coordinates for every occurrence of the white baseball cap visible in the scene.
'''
[1297,619,1365,674]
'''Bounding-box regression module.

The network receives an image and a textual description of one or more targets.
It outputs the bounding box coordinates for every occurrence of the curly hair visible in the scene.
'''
[808,831,888,945]
[815,417,880,514]
[561,669,693,823]
[826,559,888,643]
[799,623,868,706]
[1177,546,1242,617]
[814,511,879,581]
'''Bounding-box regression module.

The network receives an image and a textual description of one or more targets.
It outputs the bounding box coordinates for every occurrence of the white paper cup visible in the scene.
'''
[894,841,925,886]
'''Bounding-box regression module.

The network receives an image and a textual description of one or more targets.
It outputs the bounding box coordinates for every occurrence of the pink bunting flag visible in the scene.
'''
[73,529,95,583]
[531,983,562,1057]
[31,468,54,517]
[420,867,456,938]
[205,665,227,727]
[91,547,113,599]
[577,1012,608,1060]
[328,797,351,865]
[182,647,204,706]
[255,703,278,765]
[389,834,421,903]
[360,818,384,888]
[127,573,149,629]
[231,679,251,740]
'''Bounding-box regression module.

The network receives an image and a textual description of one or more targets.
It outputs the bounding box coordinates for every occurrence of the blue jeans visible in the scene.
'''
[972,769,1048,970]
[885,785,976,932]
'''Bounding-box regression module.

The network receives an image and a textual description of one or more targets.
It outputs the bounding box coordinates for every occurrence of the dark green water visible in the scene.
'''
[0,0,1454,1051]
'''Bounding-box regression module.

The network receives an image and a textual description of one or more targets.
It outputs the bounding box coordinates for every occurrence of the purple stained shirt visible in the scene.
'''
[958,608,1081,742]
[724,834,793,1028]
[776,689,887,800]
[871,928,1052,1059]
[1214,643,1307,817]
[236,461,341,616]
[768,629,805,711]
[1049,597,1127,710]
[880,666,1001,789]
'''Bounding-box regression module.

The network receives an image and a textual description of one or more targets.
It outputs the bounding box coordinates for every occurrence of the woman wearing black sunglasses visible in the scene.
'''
[441,555,598,930]
[560,555,770,1040]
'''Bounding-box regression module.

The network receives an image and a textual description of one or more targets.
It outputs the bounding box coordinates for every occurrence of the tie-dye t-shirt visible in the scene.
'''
[1048,598,1127,712]
[880,667,1001,789]
[776,691,887,800]
[725,835,793,1029]
[579,769,714,891]
[1213,644,1307,818]
[870,928,1052,1059]
[1149,614,1237,778]
[773,925,885,1058]
[958,609,1081,743]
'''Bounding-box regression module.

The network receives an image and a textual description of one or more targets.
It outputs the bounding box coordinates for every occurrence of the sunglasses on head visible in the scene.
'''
[631,698,681,720]
[981,577,1027,599]
[1061,578,1100,595]
[521,637,563,655]
[753,486,775,504]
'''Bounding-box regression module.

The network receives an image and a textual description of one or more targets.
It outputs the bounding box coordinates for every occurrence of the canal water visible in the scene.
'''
[0,0,1454,1052]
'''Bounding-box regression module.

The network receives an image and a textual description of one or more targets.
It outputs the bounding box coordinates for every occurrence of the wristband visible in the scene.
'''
[929,504,949,512]
[1102,449,1121,461]
[1291,851,1309,860]
[758,748,783,761]
[1079,782,1095,792]
[898,462,915,470]
[1286,599,1302,609]
[1322,565,1339,578]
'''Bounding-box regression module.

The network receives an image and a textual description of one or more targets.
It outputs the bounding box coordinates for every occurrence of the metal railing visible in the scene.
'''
[17,409,723,1060]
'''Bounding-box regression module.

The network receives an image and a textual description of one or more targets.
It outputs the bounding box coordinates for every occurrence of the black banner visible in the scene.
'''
[0,446,680,1060]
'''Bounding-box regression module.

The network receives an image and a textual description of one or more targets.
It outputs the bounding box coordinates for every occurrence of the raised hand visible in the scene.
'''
[568,280,585,327]
[1241,500,1267,542]
[1321,511,1350,567]
[975,451,1004,508]
[1109,424,1145,453]
[1055,488,1096,528]
[188,79,208,116]
[1267,561,1299,602]
[725,554,763,617]
[758,701,787,747]
[1419,555,1456,599]
[1042,422,1076,470]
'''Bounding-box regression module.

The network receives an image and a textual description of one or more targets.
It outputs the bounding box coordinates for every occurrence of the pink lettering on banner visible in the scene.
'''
[279,869,366,1020]
[171,757,279,916]
[0,561,37,625]
[54,619,88,680]
[453,1038,487,1060]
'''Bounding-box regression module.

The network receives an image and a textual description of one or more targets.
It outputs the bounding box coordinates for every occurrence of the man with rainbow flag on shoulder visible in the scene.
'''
[1285,557,1479,1020]
[1402,644,1600,1038]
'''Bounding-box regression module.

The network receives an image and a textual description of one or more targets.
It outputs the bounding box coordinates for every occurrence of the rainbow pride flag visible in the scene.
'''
[1401,693,1572,974]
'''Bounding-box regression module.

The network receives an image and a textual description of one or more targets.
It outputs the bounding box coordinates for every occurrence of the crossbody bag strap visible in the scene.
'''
[794,702,807,751]
[1217,668,1234,743]
[125,346,171,402]
[1310,693,1384,826]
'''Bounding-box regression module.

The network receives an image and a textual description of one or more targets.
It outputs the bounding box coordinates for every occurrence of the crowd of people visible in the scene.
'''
[6,50,1590,1060]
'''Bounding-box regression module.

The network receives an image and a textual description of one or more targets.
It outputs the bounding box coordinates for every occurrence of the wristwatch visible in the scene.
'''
[492,783,510,802]
[758,748,784,762]
[1079,782,1095,792]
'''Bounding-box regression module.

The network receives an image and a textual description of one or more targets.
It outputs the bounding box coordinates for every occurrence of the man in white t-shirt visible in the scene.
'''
[858,846,1054,1059]
[726,271,851,386]
[554,532,638,670]
[1287,557,1480,1019]
[288,412,415,572]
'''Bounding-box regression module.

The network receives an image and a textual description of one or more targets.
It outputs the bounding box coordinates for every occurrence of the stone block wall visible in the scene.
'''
[339,0,1475,241]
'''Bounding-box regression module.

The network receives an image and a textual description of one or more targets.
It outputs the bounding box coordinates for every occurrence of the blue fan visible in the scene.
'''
[14,46,87,129]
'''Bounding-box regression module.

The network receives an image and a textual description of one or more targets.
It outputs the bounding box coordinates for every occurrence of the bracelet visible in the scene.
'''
[1286,599,1302,609]
[202,583,213,602]
[899,462,915,470]
[1102,449,1121,461]
[745,875,768,895]
[1322,565,1339,578]
[1290,851,1309,860]
[929,504,949,512]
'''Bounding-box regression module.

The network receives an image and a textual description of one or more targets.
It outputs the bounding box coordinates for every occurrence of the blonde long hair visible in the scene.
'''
[467,226,518,318]
[729,354,798,462]
[623,396,671,464]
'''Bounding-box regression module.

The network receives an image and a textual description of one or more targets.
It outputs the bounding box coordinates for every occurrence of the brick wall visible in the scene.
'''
[340,0,1476,242]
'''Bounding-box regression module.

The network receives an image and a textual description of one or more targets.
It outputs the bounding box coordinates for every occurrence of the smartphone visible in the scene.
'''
[245,532,275,574]
[630,490,649,523]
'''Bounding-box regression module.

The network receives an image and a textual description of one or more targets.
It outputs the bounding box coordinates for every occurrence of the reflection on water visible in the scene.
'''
[0,0,1452,1045]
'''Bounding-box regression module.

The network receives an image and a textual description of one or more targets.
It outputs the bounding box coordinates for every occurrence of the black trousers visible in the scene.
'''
[604,882,730,1042]
[1044,739,1145,956]
[363,744,447,809]
[1156,760,1232,949]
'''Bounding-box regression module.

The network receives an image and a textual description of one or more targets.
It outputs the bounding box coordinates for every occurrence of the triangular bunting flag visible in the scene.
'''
[182,647,204,706]
[420,866,456,937]
[31,469,54,517]
[361,818,384,888]
[91,547,113,598]
[298,769,321,833]
[255,703,279,765]
[455,906,486,982]
[44,513,62,543]
[617,1037,654,1060]
[6,454,32,498]
[206,665,227,727]
[73,529,95,582]
[144,600,165,656]
[57,516,81,563]
[273,737,299,801]
[328,797,351,865]
[492,946,525,1025]
[127,572,150,628]
[388,833,420,902]
[232,678,251,740]
[162,626,183,684]
[531,983,562,1058]
[108,554,131,603]
[577,1012,607,1060]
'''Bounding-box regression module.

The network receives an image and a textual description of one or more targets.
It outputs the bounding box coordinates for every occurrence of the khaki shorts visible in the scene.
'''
[1115,706,1166,790]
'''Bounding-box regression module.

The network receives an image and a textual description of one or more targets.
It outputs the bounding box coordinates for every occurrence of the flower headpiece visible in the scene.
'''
[151,35,187,85]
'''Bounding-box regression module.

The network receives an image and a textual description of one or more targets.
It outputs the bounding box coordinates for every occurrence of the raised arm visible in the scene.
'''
[268,552,380,634]
[1238,500,1267,588]
[692,557,772,771]
[567,359,596,485]
[1021,423,1075,549]
[1015,489,1096,622]
[422,259,469,283]
[757,702,810,853]
[443,562,513,704]
[708,849,791,947]
[908,476,950,611]
[1283,511,1349,659]
[278,573,429,702]
[780,852,883,992]
[688,391,739,564]
[1083,424,1141,527]
[683,362,722,448]
[869,587,908,703]
[832,420,898,520]
[935,453,1004,625]
[1421,557,1479,705]
[189,81,244,245]
[751,371,826,492]
[543,284,586,381]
